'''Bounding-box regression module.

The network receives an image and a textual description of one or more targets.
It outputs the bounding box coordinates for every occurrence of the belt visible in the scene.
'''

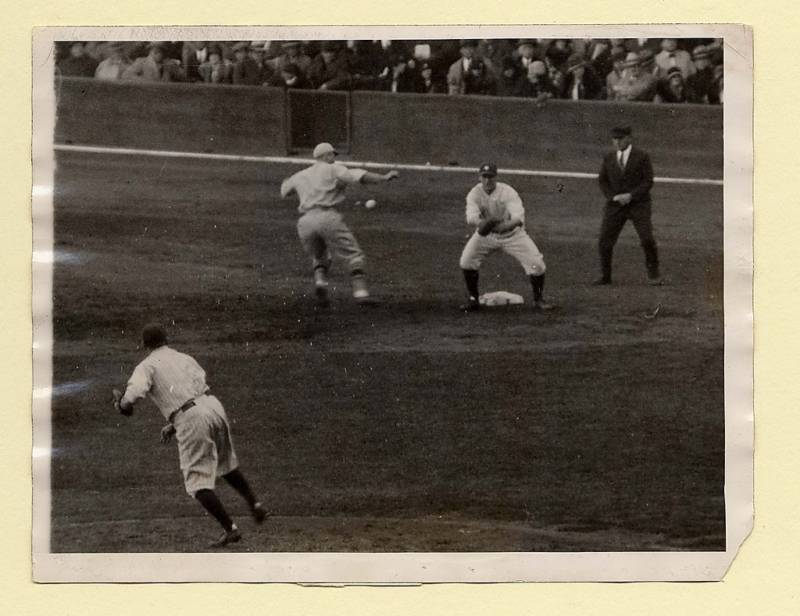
[167,394,207,424]
[492,227,521,239]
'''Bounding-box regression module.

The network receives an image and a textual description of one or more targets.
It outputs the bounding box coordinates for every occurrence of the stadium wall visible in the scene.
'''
[55,78,723,179]
[55,77,287,156]
[350,92,723,179]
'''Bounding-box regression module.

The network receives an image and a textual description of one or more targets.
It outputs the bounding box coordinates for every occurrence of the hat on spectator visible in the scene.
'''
[610,47,626,63]
[692,45,711,60]
[459,39,478,48]
[517,39,536,48]
[529,60,547,77]
[610,126,632,138]
[638,48,655,65]
[666,66,683,79]
[565,53,587,72]
[313,142,338,158]
[623,52,640,68]
[478,163,497,177]
[207,44,223,57]
[282,40,301,49]
[232,41,250,53]
[250,40,266,49]
[281,63,301,76]
[321,41,340,52]
[147,41,166,52]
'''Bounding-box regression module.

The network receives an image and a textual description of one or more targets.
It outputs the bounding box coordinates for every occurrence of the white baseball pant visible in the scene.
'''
[459,227,546,275]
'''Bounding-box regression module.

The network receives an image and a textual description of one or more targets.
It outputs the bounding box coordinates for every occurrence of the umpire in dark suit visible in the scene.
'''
[595,126,662,285]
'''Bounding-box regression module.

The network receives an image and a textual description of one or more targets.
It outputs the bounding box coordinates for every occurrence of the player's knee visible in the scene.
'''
[527,260,546,276]
[459,253,478,270]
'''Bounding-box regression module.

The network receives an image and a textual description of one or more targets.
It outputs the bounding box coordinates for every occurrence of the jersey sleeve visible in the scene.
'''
[279,175,295,198]
[332,163,367,185]
[503,185,525,223]
[465,186,482,226]
[122,360,154,406]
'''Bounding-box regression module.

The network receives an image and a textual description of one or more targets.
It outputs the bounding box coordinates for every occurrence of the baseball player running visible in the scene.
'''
[112,323,267,548]
[459,163,554,311]
[280,142,399,306]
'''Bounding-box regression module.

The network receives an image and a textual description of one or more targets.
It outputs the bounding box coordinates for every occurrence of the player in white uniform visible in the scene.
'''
[113,323,267,548]
[280,142,399,306]
[459,163,554,311]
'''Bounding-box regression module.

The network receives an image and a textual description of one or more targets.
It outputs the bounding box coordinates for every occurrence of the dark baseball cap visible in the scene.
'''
[611,126,632,138]
[142,323,168,349]
[479,163,497,177]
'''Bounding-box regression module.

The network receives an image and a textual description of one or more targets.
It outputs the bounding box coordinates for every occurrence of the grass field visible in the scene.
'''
[48,150,725,552]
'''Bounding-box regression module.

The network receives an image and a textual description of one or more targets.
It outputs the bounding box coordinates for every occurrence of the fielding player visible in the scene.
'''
[459,163,554,311]
[280,142,399,306]
[112,323,267,548]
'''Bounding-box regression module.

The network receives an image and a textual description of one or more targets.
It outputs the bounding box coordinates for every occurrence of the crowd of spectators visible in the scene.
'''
[56,37,724,104]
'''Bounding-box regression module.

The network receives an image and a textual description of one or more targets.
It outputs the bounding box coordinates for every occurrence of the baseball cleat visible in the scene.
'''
[647,276,665,286]
[209,526,242,548]
[460,298,481,312]
[533,300,556,311]
[252,502,269,524]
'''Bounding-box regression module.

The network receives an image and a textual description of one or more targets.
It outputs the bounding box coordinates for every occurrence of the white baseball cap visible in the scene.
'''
[313,142,338,158]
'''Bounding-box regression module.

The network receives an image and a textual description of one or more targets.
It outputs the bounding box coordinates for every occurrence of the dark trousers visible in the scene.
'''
[598,201,659,280]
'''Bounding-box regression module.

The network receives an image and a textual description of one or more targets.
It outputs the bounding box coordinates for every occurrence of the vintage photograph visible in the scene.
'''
[31,26,751,582]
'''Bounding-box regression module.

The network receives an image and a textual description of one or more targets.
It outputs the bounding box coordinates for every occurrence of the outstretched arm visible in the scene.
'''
[361,170,399,184]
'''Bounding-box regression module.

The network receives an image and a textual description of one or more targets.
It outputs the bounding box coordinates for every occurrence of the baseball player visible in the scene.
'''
[459,163,553,311]
[280,142,399,307]
[112,323,267,548]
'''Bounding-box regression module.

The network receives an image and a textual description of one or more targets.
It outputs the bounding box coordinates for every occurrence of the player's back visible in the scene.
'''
[135,346,209,416]
[283,162,361,213]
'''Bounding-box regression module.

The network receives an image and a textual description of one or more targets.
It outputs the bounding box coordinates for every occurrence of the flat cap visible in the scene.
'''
[313,142,338,158]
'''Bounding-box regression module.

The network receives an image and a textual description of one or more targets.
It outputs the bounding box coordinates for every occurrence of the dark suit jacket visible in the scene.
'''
[598,146,654,206]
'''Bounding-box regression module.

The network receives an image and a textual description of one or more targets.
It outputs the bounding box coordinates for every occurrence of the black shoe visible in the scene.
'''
[209,526,242,548]
[592,277,612,286]
[460,297,481,312]
[252,502,269,525]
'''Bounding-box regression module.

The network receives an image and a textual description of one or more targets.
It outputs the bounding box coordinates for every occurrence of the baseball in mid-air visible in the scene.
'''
[365,199,377,209]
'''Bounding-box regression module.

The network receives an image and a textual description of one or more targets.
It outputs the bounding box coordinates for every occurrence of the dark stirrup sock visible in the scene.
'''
[223,469,259,509]
[195,489,234,531]
[463,269,480,299]
[530,273,545,301]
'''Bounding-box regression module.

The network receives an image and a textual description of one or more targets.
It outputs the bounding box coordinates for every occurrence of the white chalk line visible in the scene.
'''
[54,143,723,186]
